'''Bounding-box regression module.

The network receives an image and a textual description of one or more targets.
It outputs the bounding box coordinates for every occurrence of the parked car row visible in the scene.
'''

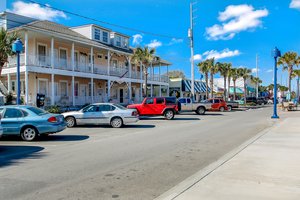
[0,96,243,141]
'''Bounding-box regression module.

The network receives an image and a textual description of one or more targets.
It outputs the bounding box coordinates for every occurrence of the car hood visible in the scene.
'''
[127,104,142,108]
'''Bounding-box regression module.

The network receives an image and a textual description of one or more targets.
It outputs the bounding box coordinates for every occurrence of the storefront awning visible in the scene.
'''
[229,87,244,94]
[182,80,211,93]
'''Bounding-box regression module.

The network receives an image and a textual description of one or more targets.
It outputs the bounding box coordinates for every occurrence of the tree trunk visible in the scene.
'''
[297,76,299,102]
[210,73,214,98]
[223,76,227,101]
[227,76,231,100]
[244,78,247,105]
[288,65,292,92]
[143,65,148,97]
[233,80,236,100]
[205,73,209,99]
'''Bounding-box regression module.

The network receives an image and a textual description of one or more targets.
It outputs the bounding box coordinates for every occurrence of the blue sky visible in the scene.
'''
[5,0,300,89]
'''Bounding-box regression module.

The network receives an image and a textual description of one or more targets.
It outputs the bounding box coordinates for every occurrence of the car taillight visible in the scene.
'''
[48,116,58,123]
[132,111,138,116]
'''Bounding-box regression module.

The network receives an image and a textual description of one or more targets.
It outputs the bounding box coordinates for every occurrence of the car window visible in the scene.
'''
[20,109,29,117]
[27,107,48,115]
[145,98,154,104]
[98,105,111,112]
[187,98,191,103]
[156,98,164,104]
[3,108,23,118]
[208,99,213,103]
[113,104,126,110]
[83,105,97,112]
[166,97,176,104]
[178,98,186,103]
[214,99,220,103]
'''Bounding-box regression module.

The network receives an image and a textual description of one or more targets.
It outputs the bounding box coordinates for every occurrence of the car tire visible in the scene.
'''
[196,107,206,115]
[164,110,175,120]
[21,127,38,141]
[66,116,76,128]
[220,107,225,112]
[227,105,232,112]
[111,117,123,128]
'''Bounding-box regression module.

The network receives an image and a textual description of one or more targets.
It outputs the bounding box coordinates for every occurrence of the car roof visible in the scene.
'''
[0,105,34,109]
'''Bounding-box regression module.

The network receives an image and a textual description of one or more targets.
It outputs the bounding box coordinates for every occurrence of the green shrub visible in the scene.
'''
[246,102,257,106]
[46,106,61,114]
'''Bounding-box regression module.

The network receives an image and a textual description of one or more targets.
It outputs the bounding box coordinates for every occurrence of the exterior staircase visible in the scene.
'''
[0,80,9,96]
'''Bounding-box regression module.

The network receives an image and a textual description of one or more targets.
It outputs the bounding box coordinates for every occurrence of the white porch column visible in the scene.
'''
[150,84,153,97]
[91,47,94,73]
[140,83,143,101]
[7,74,11,92]
[128,58,132,78]
[51,37,54,69]
[72,76,75,106]
[107,51,110,75]
[159,85,162,96]
[140,62,143,79]
[71,42,75,71]
[25,71,29,104]
[159,64,161,82]
[91,78,94,103]
[107,80,111,102]
[24,31,28,66]
[167,65,169,96]
[51,74,55,105]
[152,63,154,81]
[128,82,132,103]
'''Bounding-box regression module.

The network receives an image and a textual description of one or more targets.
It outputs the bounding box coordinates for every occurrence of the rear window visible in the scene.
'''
[165,97,176,104]
[27,107,48,115]
[179,98,186,104]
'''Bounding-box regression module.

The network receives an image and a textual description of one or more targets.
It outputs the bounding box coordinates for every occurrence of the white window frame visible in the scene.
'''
[59,80,68,97]
[112,59,118,69]
[115,36,121,47]
[37,42,47,56]
[37,78,49,96]
[94,28,101,41]
[59,47,68,67]
[74,81,79,97]
[102,31,109,43]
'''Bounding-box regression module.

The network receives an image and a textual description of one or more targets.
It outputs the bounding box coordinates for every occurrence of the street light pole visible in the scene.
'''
[188,1,195,101]
[12,38,23,105]
[271,47,281,119]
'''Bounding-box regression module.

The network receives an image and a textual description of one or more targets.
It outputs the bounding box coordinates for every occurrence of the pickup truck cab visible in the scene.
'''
[202,98,228,112]
[178,97,211,115]
[127,97,179,120]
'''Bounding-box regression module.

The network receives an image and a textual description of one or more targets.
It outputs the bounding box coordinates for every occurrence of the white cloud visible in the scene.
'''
[147,39,162,48]
[290,0,300,10]
[194,54,202,61]
[251,68,260,73]
[10,1,67,21]
[266,69,273,73]
[168,38,184,45]
[132,34,143,46]
[206,4,269,40]
[202,48,240,60]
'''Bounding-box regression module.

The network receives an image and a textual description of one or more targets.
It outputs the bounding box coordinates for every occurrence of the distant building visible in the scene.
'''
[169,78,210,101]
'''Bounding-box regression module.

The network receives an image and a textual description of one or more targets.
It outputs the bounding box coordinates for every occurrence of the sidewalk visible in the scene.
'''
[156,117,300,200]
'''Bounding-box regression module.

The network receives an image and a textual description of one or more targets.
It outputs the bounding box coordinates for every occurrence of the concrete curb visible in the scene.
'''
[154,118,284,200]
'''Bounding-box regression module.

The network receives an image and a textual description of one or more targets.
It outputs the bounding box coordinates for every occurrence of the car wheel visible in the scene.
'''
[196,107,206,115]
[66,116,76,128]
[164,110,175,120]
[227,105,232,112]
[220,107,225,112]
[21,127,37,141]
[111,117,123,128]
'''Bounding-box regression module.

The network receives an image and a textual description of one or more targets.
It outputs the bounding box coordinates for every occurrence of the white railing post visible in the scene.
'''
[72,42,75,71]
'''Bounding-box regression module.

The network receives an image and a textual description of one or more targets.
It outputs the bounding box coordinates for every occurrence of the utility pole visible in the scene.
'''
[188,1,195,100]
[256,54,259,98]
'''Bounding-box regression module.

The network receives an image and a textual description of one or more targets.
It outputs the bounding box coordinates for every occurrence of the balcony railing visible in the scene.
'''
[5,54,169,83]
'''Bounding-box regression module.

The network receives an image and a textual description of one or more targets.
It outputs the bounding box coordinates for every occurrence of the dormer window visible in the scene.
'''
[102,31,108,43]
[94,28,100,41]
[123,38,128,48]
[116,36,121,47]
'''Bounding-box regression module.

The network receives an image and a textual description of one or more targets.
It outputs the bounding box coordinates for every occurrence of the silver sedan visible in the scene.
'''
[62,103,139,128]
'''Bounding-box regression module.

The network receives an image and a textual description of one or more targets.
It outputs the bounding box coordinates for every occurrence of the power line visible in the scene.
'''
[24,0,185,40]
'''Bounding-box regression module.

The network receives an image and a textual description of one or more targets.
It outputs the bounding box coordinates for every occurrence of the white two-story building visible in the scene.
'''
[0,12,171,106]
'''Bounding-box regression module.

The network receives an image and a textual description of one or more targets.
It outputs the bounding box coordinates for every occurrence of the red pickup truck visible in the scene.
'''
[127,97,179,120]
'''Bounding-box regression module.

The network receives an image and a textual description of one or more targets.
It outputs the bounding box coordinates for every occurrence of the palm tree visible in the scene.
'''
[230,68,239,100]
[292,69,300,100]
[197,60,210,99]
[217,62,231,100]
[251,76,262,98]
[238,68,252,105]
[227,64,233,100]
[208,58,218,98]
[277,52,299,92]
[0,28,18,75]
[131,46,156,97]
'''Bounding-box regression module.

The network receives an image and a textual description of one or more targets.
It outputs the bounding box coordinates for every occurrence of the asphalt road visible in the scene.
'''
[0,106,274,200]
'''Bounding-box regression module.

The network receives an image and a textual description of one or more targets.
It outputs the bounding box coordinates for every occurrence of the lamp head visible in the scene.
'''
[12,38,23,53]
[272,47,281,58]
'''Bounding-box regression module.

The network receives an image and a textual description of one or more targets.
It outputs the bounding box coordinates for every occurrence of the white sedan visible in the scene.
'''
[62,103,139,128]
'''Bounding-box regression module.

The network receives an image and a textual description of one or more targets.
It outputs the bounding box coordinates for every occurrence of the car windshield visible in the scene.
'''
[113,104,127,110]
[27,107,48,115]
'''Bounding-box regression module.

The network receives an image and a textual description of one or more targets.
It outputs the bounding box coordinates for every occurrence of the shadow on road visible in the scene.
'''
[0,145,45,168]
[38,135,89,142]
[140,117,200,121]
[123,124,156,128]
[203,113,224,116]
